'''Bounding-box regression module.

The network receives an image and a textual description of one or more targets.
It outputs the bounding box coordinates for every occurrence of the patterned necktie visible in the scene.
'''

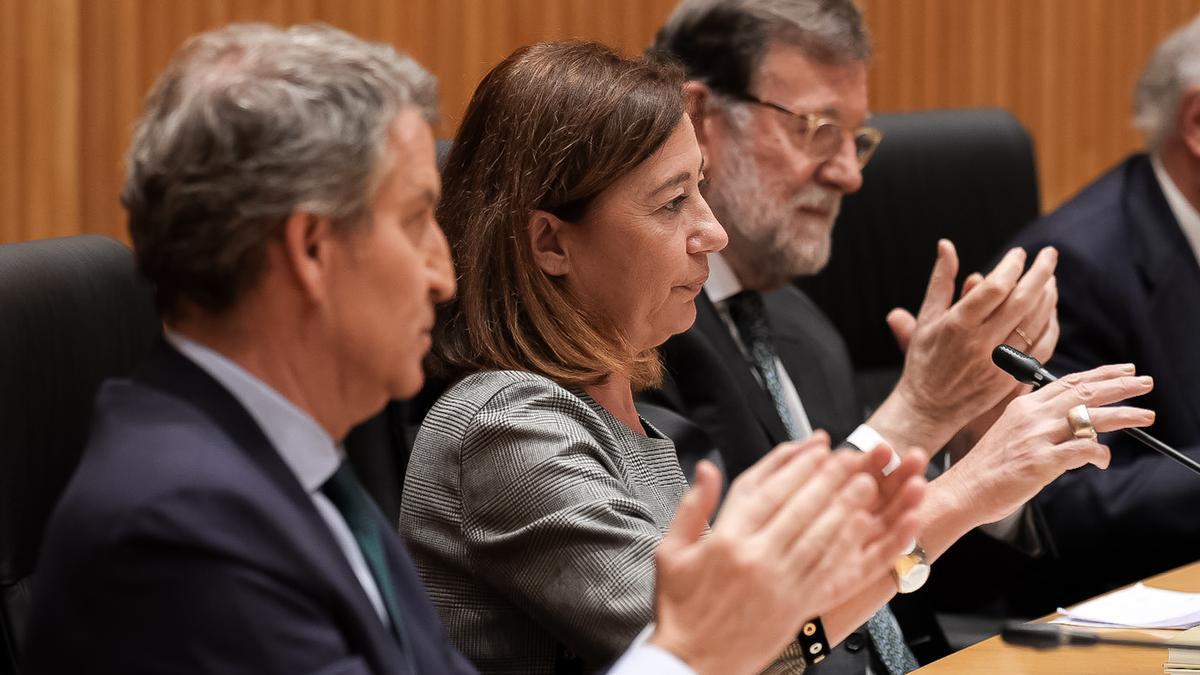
[725,290,919,675]
[866,605,920,674]
[725,290,808,440]
[321,461,413,658]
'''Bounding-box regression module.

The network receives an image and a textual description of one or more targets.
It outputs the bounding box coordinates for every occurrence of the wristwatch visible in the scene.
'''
[893,540,930,594]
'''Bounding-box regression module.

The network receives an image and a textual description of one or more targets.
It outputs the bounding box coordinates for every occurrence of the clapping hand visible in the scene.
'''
[648,433,927,675]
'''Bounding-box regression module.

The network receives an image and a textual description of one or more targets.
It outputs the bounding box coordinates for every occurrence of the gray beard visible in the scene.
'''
[705,143,841,290]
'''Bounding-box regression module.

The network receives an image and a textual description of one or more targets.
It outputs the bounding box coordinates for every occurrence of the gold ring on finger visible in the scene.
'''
[1013,327,1034,351]
[1067,404,1097,440]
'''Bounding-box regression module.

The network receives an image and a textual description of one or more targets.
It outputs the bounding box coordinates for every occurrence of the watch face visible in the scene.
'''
[897,562,931,594]
[894,546,931,594]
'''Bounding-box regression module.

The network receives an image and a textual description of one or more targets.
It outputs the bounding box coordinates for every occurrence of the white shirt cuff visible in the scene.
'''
[845,423,902,475]
[607,624,694,675]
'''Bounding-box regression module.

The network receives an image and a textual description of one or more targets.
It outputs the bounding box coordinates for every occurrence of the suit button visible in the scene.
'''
[845,633,866,653]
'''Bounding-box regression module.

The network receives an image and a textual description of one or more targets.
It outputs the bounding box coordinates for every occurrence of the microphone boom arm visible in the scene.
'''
[991,345,1200,479]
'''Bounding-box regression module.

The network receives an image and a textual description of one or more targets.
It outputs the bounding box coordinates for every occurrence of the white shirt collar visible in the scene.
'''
[704,252,745,304]
[1151,154,1200,264]
[164,329,342,493]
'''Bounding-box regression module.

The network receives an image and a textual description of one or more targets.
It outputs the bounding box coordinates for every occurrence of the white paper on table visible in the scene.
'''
[1051,583,1200,629]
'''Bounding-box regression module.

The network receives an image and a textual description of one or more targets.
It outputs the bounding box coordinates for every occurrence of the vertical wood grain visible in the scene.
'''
[3,0,1200,243]
[0,0,23,242]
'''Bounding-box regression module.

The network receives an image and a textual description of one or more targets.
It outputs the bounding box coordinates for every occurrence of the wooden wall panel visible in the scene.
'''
[3,0,1200,244]
[2,0,81,242]
[859,0,1200,214]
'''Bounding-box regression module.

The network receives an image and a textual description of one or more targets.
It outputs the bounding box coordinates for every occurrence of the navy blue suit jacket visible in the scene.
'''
[22,342,476,674]
[1010,153,1200,599]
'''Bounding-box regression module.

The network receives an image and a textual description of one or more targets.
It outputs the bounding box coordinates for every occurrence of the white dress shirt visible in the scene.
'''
[1152,154,1200,265]
[165,330,390,625]
[166,331,691,674]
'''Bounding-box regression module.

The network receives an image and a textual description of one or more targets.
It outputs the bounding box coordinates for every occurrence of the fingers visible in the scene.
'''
[798,511,886,615]
[661,460,723,557]
[960,272,984,299]
[872,449,928,509]
[761,451,869,550]
[857,442,897,475]
[1029,276,1058,335]
[861,509,925,574]
[1050,438,1112,470]
[1004,277,1056,351]
[915,239,960,321]
[1044,373,1154,409]
[956,246,1027,322]
[810,485,926,600]
[1084,405,1156,433]
[733,431,827,490]
[782,471,878,568]
[722,437,830,531]
[1031,319,1060,364]
[1027,362,1137,403]
[987,247,1058,341]
[1029,287,1061,364]
[885,308,917,353]
[875,475,927,534]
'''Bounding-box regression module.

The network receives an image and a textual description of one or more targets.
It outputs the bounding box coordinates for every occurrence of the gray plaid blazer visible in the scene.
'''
[400,370,683,673]
[399,370,807,674]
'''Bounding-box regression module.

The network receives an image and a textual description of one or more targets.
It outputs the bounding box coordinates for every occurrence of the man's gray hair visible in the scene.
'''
[652,0,870,101]
[1133,14,1200,152]
[122,23,437,315]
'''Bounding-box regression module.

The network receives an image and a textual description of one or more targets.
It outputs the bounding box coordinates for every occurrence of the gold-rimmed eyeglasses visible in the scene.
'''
[727,92,883,168]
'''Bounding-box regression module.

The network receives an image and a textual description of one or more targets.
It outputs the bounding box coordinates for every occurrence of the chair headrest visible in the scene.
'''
[797,108,1040,370]
[0,236,160,586]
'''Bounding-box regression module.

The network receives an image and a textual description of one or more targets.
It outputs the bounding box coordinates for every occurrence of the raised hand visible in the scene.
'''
[874,240,1060,452]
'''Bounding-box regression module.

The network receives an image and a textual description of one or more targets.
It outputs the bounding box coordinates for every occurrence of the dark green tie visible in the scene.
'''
[320,461,408,646]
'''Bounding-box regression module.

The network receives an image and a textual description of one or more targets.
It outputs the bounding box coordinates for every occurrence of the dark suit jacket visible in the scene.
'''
[1009,153,1200,601]
[22,342,475,675]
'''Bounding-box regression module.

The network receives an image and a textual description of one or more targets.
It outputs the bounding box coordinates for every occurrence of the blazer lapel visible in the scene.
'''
[1127,157,1200,437]
[135,340,409,671]
[693,292,793,444]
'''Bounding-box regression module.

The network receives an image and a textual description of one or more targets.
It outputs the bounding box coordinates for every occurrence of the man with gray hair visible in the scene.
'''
[642,0,1113,672]
[21,21,931,675]
[1007,14,1200,602]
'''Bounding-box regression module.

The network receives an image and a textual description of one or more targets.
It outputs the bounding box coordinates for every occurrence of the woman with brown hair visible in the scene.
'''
[398,41,927,674]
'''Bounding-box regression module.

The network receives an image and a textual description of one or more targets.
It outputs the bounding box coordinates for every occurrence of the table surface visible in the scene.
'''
[914,561,1200,674]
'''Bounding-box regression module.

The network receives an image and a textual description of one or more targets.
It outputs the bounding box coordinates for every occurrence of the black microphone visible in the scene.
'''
[991,345,1200,478]
[1003,621,1200,652]
[992,344,1057,388]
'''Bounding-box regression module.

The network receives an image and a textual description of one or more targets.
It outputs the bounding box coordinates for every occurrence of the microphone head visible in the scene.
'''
[1002,621,1100,649]
[992,344,1056,388]
[1001,622,1066,649]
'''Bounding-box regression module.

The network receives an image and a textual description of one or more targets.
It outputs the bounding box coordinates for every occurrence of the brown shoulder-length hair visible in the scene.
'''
[431,41,686,390]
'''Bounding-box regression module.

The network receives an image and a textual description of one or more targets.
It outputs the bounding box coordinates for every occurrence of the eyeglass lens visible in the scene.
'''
[807,121,879,165]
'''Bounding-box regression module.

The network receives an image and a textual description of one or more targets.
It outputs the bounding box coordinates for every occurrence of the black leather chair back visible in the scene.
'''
[0,236,160,673]
[796,108,1040,408]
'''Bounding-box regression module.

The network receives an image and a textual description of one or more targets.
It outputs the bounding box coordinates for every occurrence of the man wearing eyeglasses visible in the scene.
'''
[642,1,1078,673]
